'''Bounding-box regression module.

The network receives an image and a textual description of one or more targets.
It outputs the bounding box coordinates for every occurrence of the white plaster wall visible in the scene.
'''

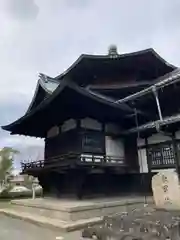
[138,148,148,173]
[105,123,121,134]
[137,138,145,147]
[47,126,59,138]
[175,130,180,140]
[61,119,77,132]
[147,133,171,145]
[105,136,124,158]
[81,118,102,130]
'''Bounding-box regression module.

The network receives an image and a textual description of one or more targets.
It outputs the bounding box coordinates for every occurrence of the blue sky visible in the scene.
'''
[1,0,180,170]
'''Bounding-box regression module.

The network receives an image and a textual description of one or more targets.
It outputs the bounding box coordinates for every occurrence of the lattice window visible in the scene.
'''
[148,143,175,167]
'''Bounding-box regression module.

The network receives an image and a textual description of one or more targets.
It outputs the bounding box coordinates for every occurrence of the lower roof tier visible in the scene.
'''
[2,80,136,138]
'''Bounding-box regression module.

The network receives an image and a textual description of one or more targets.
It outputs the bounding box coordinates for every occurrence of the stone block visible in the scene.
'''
[152,171,180,209]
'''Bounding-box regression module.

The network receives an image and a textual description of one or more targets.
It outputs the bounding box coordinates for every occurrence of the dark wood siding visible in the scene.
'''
[124,136,139,171]
[45,128,105,160]
[45,129,82,159]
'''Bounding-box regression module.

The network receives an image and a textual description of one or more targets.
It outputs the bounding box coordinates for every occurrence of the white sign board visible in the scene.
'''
[152,171,180,208]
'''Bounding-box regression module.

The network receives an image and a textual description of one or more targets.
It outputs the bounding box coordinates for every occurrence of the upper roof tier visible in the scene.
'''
[55,47,176,85]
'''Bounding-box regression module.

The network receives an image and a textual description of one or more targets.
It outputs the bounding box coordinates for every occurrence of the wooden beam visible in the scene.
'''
[116,69,180,104]
[124,113,180,134]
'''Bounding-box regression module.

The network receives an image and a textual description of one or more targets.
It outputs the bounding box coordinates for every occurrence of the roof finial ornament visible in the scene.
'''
[108,44,118,58]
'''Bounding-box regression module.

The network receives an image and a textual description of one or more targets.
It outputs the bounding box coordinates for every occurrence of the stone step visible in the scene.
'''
[9,204,74,221]
[2,197,154,232]
[0,208,103,232]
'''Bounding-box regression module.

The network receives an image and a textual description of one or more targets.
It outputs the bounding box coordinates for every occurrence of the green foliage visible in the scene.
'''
[0,147,19,184]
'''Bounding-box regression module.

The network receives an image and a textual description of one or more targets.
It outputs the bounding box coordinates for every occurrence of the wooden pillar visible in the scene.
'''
[145,136,154,195]
[141,137,149,199]
[76,170,88,200]
[172,133,180,178]
[145,137,150,172]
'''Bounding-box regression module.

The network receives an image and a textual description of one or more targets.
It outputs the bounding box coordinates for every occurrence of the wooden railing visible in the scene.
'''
[21,153,127,172]
[150,158,175,169]
[80,154,125,166]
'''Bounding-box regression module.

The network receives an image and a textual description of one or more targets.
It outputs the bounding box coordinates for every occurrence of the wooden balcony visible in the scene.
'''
[20,153,127,173]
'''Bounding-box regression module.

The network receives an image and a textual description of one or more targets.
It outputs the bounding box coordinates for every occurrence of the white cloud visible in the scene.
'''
[2,0,39,20]
[1,135,43,148]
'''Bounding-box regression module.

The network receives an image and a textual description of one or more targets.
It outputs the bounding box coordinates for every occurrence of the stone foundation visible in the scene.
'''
[11,197,153,222]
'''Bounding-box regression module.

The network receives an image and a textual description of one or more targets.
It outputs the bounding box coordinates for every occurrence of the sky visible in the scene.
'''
[1,0,180,171]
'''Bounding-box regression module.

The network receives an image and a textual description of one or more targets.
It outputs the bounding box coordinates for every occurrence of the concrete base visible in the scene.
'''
[0,208,102,232]
[1,196,154,232]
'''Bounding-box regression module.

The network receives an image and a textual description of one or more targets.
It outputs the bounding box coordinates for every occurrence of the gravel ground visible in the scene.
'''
[0,214,81,240]
[0,201,11,209]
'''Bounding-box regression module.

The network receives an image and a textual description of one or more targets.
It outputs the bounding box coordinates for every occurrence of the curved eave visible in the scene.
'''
[55,48,177,81]
[2,80,134,134]
[26,77,59,113]
[149,48,176,70]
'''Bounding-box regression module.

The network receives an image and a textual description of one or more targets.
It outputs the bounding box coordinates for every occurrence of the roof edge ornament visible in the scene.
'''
[39,73,59,84]
[39,73,49,83]
[108,44,119,58]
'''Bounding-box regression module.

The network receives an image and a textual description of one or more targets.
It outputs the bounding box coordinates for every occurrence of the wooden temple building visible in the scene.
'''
[2,45,180,199]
